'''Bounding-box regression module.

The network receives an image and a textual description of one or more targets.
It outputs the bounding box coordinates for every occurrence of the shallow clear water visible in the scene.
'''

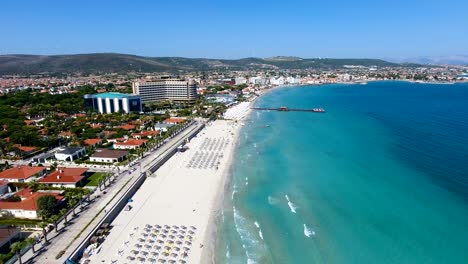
[216,81,468,264]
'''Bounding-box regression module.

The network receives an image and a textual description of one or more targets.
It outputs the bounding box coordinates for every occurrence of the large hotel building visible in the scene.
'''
[132,78,197,103]
[84,92,142,114]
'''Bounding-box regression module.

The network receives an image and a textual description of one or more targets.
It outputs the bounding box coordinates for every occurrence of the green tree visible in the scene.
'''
[36,195,57,219]
[24,237,37,254]
[38,221,49,244]
[10,241,24,264]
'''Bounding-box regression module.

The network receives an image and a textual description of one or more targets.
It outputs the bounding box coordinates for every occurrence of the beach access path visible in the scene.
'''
[18,121,204,264]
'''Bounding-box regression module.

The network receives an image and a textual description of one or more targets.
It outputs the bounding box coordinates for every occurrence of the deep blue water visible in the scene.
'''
[216,81,468,264]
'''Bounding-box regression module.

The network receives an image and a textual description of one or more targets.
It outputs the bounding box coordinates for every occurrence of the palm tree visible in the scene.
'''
[60,208,68,225]
[38,222,49,244]
[25,237,37,254]
[10,241,24,264]
[26,180,39,191]
[49,215,60,232]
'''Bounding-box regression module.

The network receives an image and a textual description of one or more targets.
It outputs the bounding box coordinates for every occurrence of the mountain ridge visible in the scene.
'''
[0,53,413,75]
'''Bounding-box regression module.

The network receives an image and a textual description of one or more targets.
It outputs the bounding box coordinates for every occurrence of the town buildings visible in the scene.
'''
[0,166,47,183]
[90,149,129,163]
[54,147,86,162]
[132,78,197,103]
[39,168,88,188]
[84,92,142,114]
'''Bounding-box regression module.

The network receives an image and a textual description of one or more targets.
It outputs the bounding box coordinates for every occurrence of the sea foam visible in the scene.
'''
[303,224,316,237]
[285,195,298,213]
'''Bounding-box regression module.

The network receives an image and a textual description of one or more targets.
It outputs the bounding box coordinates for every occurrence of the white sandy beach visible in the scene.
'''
[85,117,246,264]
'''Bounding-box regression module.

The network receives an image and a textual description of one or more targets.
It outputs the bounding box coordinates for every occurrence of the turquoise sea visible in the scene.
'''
[216,81,468,264]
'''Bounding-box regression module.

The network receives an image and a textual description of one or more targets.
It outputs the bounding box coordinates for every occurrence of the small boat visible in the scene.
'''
[312,108,325,113]
[278,106,289,111]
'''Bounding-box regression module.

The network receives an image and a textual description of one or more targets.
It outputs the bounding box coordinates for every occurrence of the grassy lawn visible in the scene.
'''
[82,172,111,187]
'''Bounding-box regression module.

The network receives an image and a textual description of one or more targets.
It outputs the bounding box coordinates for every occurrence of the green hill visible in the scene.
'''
[0,53,406,75]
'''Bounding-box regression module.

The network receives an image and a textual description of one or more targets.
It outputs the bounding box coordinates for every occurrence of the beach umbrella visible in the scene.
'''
[169,259,176,264]
[164,225,170,228]
[145,244,152,249]
[141,251,149,256]
[135,243,142,248]
[158,259,166,263]
[151,251,159,256]
[181,225,187,229]
[131,250,139,255]
[171,230,177,234]
[138,238,145,242]
[171,252,178,257]
[149,258,157,263]
[183,246,190,251]
[185,241,191,246]
[157,240,164,244]
[176,240,183,245]
[186,235,193,240]
[188,230,195,235]
[156,225,162,228]
[172,225,179,229]
[127,256,135,260]
[137,256,146,261]
[169,235,175,239]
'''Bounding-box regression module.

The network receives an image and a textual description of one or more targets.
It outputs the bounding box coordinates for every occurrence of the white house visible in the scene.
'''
[54,147,86,161]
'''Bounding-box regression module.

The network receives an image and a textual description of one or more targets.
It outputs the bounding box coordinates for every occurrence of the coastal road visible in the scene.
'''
[17,121,205,264]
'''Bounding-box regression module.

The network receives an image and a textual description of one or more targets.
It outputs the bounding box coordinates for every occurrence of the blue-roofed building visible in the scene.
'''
[84,92,142,114]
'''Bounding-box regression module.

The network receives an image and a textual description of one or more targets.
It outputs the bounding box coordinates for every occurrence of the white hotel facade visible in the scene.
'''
[84,92,142,114]
[132,78,197,103]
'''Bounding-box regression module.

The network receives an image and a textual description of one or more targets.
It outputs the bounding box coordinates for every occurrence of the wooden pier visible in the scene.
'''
[251,107,326,113]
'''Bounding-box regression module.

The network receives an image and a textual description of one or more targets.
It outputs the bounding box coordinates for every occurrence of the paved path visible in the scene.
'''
[17,121,204,264]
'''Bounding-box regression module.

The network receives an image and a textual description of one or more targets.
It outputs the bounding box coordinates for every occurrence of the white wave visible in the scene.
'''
[268,196,279,205]
[303,224,316,237]
[285,194,298,213]
[231,190,237,200]
[233,207,264,263]
[254,221,264,240]
[226,245,230,259]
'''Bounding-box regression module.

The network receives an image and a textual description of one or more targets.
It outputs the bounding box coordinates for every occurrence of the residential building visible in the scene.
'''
[90,149,129,163]
[39,168,88,188]
[0,166,47,183]
[154,123,174,133]
[131,130,160,139]
[54,147,86,161]
[0,180,9,195]
[0,189,64,219]
[132,78,197,103]
[32,153,55,164]
[84,138,102,147]
[113,139,147,150]
[163,117,186,124]
[84,92,142,114]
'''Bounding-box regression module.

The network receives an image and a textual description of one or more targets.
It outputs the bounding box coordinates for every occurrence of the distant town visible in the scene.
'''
[0,63,468,263]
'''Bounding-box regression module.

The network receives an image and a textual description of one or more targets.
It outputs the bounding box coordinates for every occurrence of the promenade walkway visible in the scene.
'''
[16,121,203,264]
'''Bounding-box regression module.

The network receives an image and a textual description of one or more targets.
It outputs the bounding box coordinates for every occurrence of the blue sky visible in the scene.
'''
[1,0,467,58]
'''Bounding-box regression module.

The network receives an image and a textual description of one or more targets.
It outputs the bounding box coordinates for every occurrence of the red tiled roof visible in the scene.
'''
[103,131,117,136]
[0,190,63,211]
[84,138,102,146]
[14,145,37,153]
[89,123,103,129]
[132,130,160,138]
[0,166,46,180]
[164,118,186,124]
[114,139,147,147]
[58,131,76,137]
[39,167,87,184]
[117,124,136,130]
